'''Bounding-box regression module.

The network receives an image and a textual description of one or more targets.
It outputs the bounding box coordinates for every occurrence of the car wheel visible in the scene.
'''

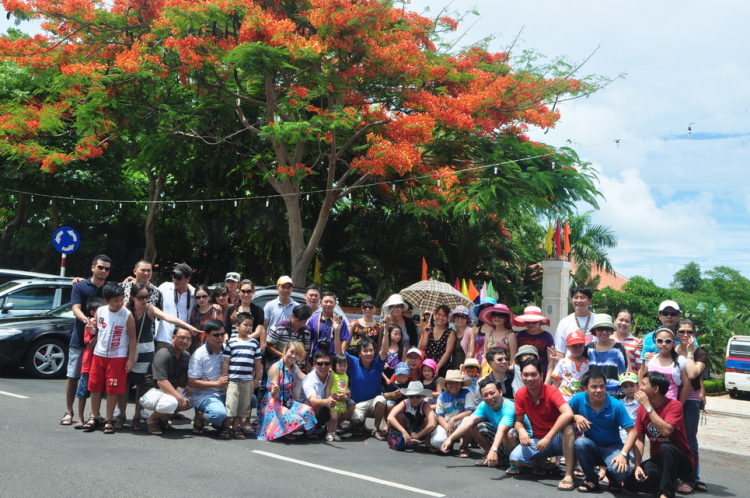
[729,389,738,399]
[25,338,68,379]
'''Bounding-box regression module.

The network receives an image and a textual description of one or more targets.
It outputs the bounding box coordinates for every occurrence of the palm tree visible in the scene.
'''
[566,210,618,288]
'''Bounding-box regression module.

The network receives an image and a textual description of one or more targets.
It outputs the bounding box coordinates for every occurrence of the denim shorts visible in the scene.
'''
[75,373,90,400]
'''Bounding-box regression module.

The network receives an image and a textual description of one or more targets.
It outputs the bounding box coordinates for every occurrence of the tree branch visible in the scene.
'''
[336,120,390,157]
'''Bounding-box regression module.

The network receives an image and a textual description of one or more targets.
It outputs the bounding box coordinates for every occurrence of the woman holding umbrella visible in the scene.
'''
[419,305,456,377]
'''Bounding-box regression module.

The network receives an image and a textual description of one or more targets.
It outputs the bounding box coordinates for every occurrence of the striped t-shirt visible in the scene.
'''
[223,337,262,381]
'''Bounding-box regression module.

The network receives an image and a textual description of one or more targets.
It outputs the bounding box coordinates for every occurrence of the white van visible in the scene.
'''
[725,335,750,398]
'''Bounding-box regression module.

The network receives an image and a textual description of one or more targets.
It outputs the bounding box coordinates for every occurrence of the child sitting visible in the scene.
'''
[420,359,441,404]
[83,283,136,435]
[461,358,482,405]
[74,298,105,429]
[551,330,590,401]
[387,381,438,450]
[430,369,476,456]
[222,312,262,439]
[325,353,349,442]
[384,362,411,421]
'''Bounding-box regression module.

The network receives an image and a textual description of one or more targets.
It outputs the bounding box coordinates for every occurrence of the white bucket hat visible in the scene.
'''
[382,294,410,313]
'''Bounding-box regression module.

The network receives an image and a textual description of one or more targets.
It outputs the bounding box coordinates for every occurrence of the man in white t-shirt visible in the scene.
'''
[554,286,596,356]
[155,263,196,349]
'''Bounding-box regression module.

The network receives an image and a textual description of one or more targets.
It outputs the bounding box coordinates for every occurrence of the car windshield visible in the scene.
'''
[47,303,75,318]
[0,281,23,294]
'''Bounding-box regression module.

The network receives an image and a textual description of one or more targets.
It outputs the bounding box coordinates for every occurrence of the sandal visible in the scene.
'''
[103,420,116,435]
[60,411,74,426]
[82,416,100,432]
[458,448,470,458]
[695,482,708,493]
[233,428,246,440]
[371,430,387,441]
[219,428,231,440]
[147,422,163,435]
[132,416,142,431]
[505,466,522,475]
[677,483,694,494]
[73,419,85,430]
[305,430,318,440]
[325,432,335,442]
[192,417,205,435]
[558,478,576,491]
[577,480,599,493]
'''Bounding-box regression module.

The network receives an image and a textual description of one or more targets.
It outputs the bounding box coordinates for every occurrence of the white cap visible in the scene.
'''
[658,300,680,312]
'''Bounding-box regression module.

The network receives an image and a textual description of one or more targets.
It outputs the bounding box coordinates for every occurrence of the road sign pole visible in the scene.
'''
[60,253,67,277]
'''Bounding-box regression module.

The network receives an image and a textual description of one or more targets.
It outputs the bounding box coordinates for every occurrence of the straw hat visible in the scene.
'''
[438,369,472,390]
[460,358,481,371]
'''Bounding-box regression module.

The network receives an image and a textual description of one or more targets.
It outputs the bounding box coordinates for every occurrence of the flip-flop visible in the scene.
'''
[60,412,74,426]
[677,483,694,494]
[576,480,599,493]
[371,430,387,441]
[505,466,522,475]
[458,448,470,458]
[695,482,708,492]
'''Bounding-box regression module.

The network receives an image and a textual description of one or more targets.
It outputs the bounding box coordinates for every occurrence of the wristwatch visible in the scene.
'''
[645,406,653,414]
[620,451,629,459]
[490,447,499,453]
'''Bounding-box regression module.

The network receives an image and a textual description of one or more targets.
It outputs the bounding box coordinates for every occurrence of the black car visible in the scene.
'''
[0,303,74,379]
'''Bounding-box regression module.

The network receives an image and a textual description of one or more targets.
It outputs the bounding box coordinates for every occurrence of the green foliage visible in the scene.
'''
[671,262,702,293]
[704,378,724,394]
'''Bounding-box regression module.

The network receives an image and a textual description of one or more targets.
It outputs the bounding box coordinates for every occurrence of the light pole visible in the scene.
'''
[696,300,727,353]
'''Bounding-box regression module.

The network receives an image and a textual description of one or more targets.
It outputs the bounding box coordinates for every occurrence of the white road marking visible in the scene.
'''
[0,390,29,399]
[252,450,446,497]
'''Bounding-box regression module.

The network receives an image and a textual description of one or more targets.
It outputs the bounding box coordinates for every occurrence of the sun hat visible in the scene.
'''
[382,294,410,313]
[438,369,472,390]
[277,275,293,286]
[449,305,473,324]
[460,358,481,371]
[478,303,515,327]
[515,344,539,360]
[619,372,638,386]
[406,347,423,358]
[566,329,586,346]
[513,305,551,327]
[590,313,616,331]
[394,362,409,375]
[225,272,241,282]
[471,297,497,322]
[400,381,433,397]
[421,359,438,376]
[658,300,680,312]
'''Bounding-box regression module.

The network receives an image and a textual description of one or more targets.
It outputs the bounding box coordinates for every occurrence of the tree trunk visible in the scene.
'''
[144,170,166,263]
[0,191,29,266]
[32,197,60,272]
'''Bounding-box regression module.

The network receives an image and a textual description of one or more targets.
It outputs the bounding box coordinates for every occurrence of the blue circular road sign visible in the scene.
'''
[52,226,80,254]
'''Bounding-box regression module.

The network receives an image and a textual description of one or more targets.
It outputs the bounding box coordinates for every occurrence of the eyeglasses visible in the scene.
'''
[677,329,695,335]
[493,357,509,362]
[195,294,209,299]
[135,295,149,301]
[315,361,331,366]
[210,332,225,338]
[240,289,254,294]
[96,265,111,271]
[215,292,228,297]
[362,305,375,310]
[660,311,679,317]
[655,338,674,345]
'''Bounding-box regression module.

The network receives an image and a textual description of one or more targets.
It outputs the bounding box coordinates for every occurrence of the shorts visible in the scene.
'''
[352,395,386,422]
[66,346,85,379]
[226,380,254,418]
[88,356,128,395]
[75,373,90,400]
[509,431,564,464]
[127,371,147,385]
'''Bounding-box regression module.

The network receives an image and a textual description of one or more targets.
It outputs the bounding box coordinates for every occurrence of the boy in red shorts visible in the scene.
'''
[84,283,136,434]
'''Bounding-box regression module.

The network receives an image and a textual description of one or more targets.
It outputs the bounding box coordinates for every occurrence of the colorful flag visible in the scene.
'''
[480,281,487,302]
[564,220,571,254]
[313,257,321,285]
[545,221,553,255]
[468,280,480,303]
[555,220,562,258]
[421,257,428,281]
[461,279,469,299]
[454,278,460,291]
[487,280,495,300]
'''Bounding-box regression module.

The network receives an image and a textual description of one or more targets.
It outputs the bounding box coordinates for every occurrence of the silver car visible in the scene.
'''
[0,279,73,318]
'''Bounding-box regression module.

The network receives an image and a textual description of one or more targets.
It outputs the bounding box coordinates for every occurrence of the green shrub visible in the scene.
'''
[704,378,724,394]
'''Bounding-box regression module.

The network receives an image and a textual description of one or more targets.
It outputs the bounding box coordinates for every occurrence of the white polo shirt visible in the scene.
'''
[155,282,195,343]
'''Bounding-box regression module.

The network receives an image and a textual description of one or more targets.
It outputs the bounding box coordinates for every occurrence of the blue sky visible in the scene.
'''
[3,2,749,287]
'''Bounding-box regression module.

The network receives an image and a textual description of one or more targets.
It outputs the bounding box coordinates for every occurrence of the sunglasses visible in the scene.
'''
[660,311,679,317]
[214,292,228,297]
[677,329,695,335]
[240,289,255,294]
[362,305,375,310]
[593,327,613,333]
[135,294,149,301]
[315,361,331,366]
[209,332,225,338]
[655,338,674,345]
[97,265,111,271]
[491,312,507,318]
[493,357,509,362]
[453,314,468,319]
[195,294,209,299]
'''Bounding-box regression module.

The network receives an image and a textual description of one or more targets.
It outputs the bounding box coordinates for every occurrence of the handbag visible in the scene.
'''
[387,428,406,451]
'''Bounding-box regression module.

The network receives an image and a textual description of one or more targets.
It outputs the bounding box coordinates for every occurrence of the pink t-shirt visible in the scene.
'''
[647,363,680,400]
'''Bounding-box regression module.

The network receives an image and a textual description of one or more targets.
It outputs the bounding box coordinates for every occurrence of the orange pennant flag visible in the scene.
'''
[421,257,428,281]
[467,280,479,302]
[564,220,571,254]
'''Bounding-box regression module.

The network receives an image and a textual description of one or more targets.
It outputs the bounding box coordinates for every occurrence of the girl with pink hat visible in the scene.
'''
[513,305,556,380]
[470,303,517,376]
[420,358,441,404]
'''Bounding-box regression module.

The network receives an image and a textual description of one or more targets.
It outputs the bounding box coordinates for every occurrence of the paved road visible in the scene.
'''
[1,369,749,498]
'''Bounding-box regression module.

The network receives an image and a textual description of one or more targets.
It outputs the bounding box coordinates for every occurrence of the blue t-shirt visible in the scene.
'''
[568,392,634,447]
[69,278,106,348]
[346,352,385,403]
[474,399,532,435]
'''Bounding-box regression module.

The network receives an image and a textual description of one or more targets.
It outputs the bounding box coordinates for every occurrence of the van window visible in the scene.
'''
[729,342,750,358]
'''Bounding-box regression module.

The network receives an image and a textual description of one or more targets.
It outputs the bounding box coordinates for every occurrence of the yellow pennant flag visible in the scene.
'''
[545,221,553,256]
[461,278,470,298]
[313,257,322,284]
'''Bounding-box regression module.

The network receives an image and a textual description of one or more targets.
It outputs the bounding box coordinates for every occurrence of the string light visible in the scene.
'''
[494,167,497,174]
[266,198,269,207]
[234,200,237,207]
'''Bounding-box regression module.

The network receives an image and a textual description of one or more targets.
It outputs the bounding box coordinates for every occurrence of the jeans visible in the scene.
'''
[509,432,563,464]
[197,395,227,426]
[574,436,631,483]
[683,399,701,486]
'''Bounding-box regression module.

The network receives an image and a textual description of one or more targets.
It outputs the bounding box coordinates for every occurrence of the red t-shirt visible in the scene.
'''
[81,330,95,375]
[636,398,695,469]
[514,383,567,439]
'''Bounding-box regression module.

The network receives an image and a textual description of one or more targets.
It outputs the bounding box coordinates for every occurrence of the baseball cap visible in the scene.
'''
[406,347,423,358]
[566,329,585,346]
[172,263,192,279]
[277,275,293,286]
[394,362,409,375]
[659,300,680,312]
[225,272,240,282]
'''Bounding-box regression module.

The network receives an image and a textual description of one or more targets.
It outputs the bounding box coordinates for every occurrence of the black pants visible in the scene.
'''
[626,443,693,498]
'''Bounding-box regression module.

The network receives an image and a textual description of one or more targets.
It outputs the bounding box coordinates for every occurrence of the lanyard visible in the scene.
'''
[173,286,191,321]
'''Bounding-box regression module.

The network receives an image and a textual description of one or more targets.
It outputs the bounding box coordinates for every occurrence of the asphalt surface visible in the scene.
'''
[1,367,749,498]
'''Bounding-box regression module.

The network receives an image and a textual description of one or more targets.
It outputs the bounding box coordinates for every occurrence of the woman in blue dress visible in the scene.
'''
[257,341,317,441]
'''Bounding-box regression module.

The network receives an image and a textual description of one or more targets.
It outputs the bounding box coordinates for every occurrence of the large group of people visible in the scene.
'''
[58,255,709,498]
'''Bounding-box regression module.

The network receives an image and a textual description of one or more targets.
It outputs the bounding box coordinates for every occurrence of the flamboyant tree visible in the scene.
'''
[0,0,603,284]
